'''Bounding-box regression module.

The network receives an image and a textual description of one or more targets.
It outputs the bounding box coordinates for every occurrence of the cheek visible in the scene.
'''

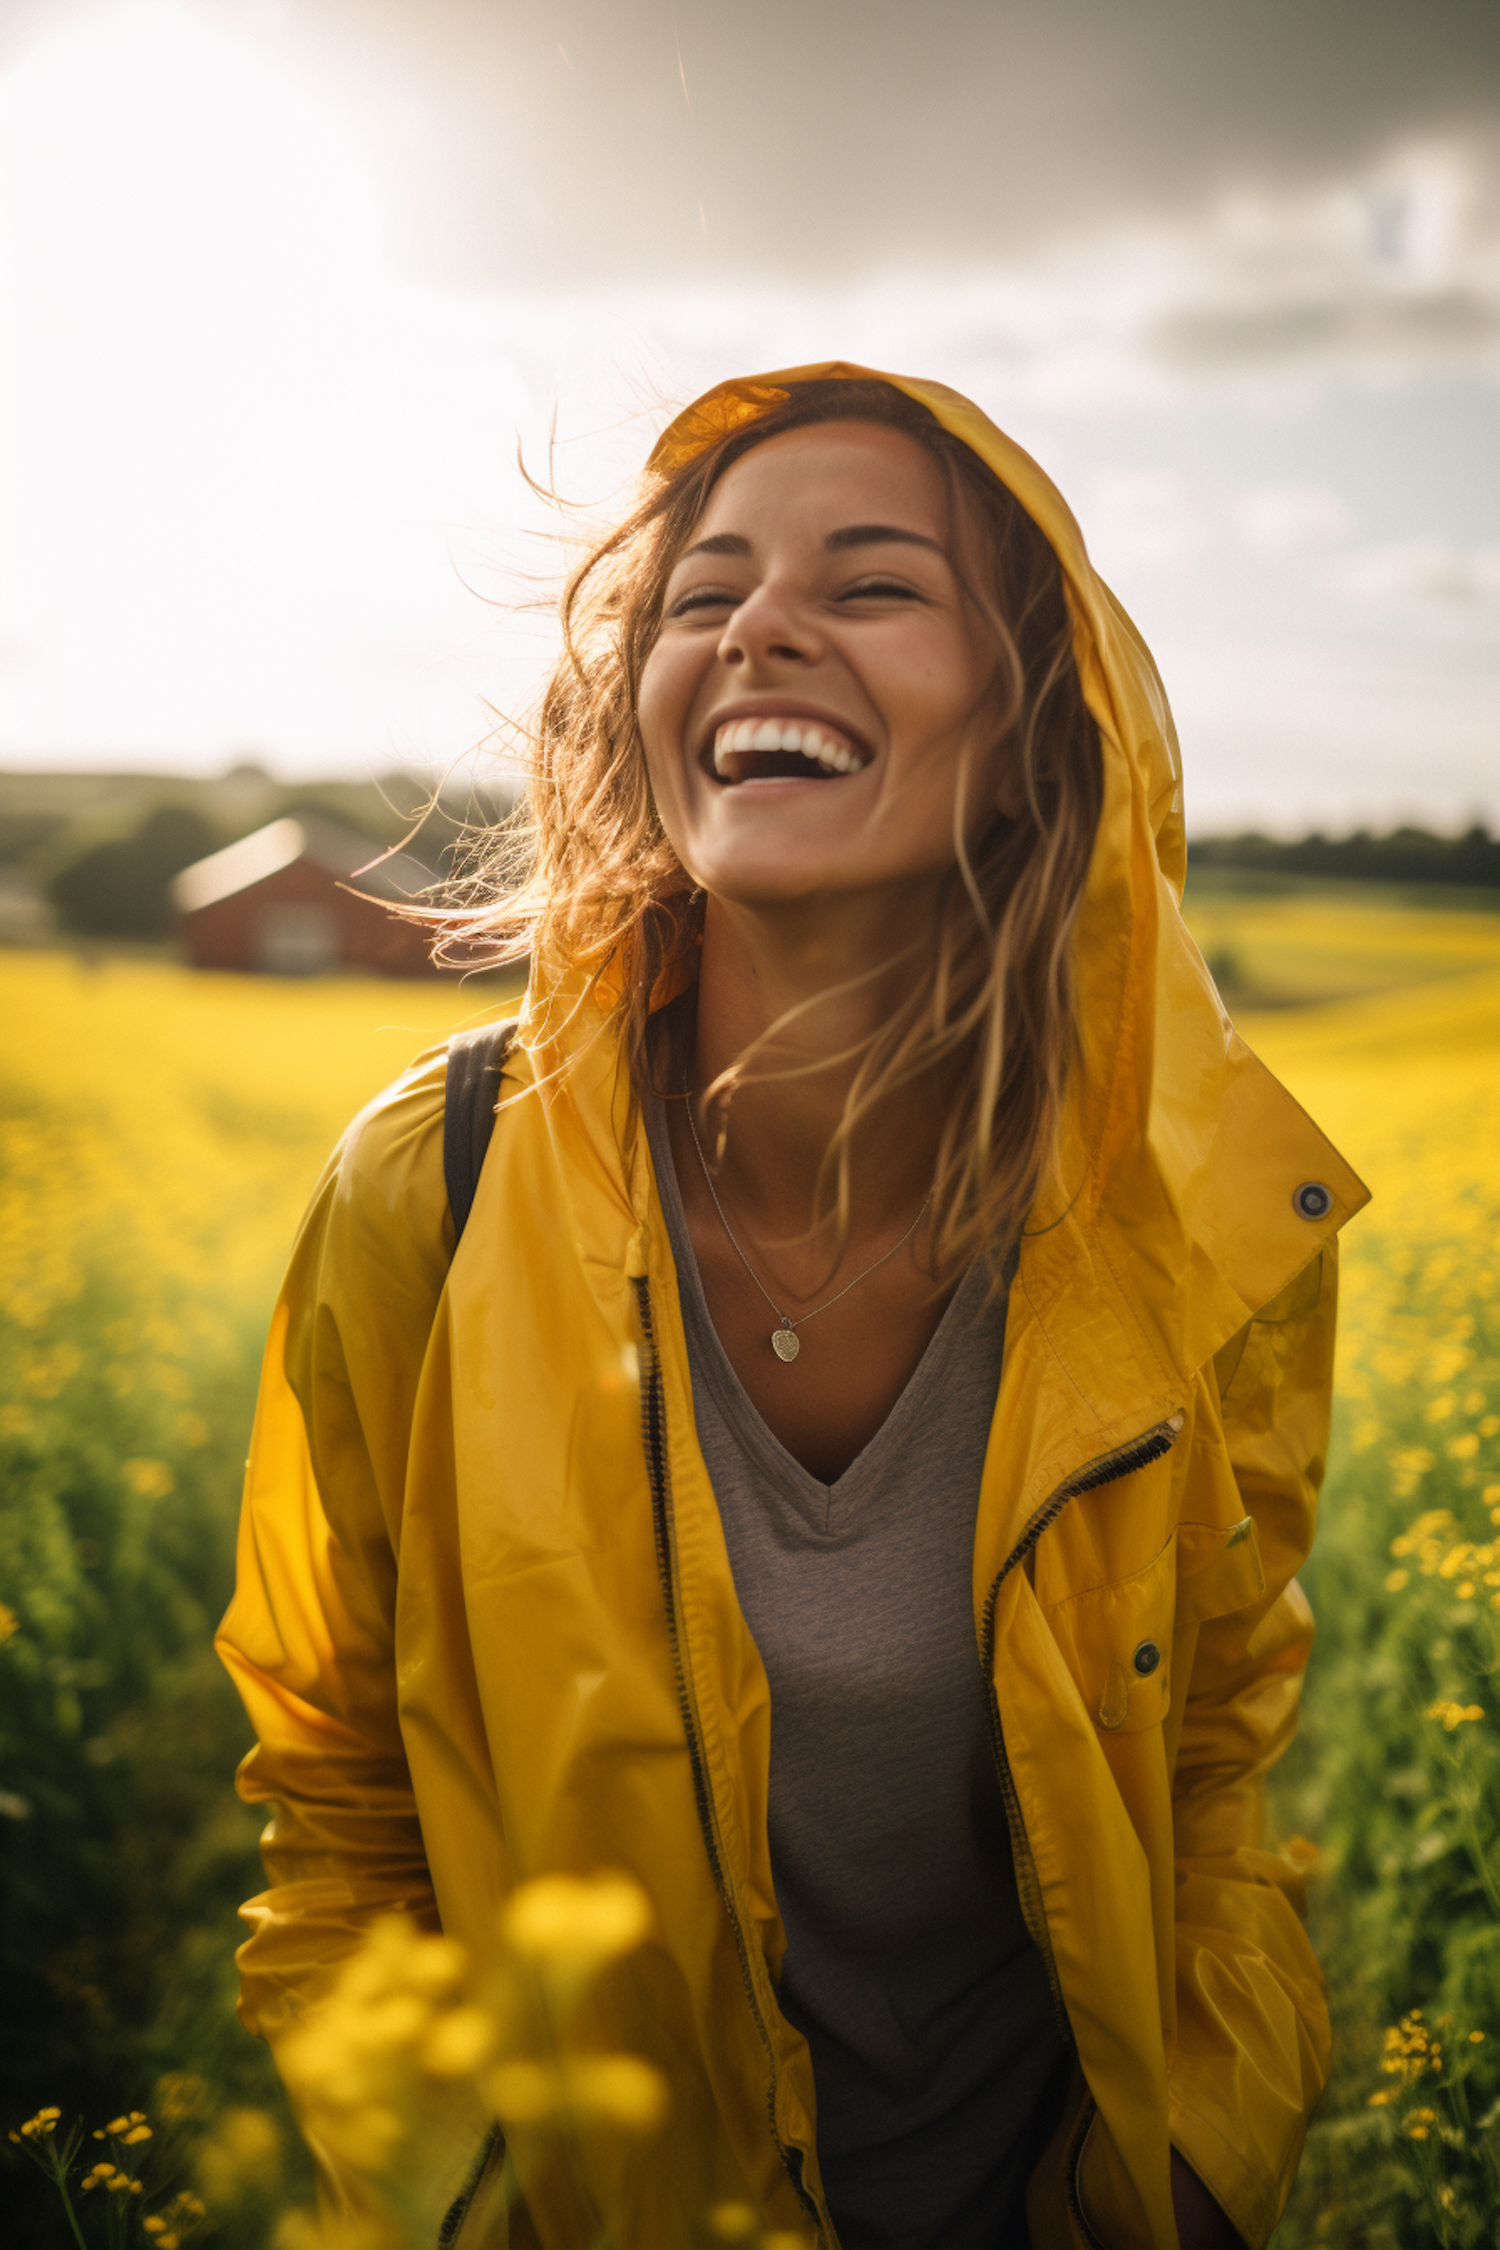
[635,651,677,790]
[635,647,701,865]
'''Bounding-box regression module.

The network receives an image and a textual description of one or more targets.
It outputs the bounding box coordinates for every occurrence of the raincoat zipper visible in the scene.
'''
[979,1415,1184,2038]
[631,1275,828,2246]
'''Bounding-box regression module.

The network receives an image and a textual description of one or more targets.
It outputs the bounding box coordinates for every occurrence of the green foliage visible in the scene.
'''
[1272,1221,1500,2245]
[48,808,218,939]
[0,1258,307,2240]
[1189,825,1500,895]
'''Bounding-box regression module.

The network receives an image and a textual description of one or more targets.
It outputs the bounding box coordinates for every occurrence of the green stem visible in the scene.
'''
[1420,2140,1453,2250]
[52,2178,89,2250]
[1455,1790,1500,1916]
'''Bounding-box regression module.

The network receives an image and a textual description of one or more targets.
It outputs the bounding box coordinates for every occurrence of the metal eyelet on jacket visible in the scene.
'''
[1132,1640,1161,1677]
[1293,1181,1332,1221]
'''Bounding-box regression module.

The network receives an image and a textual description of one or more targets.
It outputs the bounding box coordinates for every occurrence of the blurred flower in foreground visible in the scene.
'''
[194,2103,283,2210]
[1425,1700,1484,1731]
[275,1873,668,2247]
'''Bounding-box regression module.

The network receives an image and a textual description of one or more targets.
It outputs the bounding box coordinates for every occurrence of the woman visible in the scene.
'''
[218,365,1367,2250]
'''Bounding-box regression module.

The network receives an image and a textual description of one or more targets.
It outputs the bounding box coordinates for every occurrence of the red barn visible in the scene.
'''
[171,816,445,976]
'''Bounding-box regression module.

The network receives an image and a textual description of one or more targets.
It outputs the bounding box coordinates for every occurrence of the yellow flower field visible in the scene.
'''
[1,894,1498,2247]
[0,953,521,1339]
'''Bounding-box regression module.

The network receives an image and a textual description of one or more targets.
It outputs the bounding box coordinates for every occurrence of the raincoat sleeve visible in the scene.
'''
[215,1047,454,2052]
[1167,1242,1340,2248]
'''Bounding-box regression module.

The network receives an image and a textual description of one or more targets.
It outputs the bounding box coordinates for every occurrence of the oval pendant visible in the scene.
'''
[771,1327,801,1363]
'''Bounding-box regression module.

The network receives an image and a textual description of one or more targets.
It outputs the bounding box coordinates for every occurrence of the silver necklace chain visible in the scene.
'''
[682,1087,931,1364]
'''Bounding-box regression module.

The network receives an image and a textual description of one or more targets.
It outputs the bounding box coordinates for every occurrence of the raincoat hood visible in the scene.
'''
[613,362,1367,1396]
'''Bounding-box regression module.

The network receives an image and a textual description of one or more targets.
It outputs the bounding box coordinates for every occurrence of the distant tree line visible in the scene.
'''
[13,779,1498,945]
[1187,823,1500,890]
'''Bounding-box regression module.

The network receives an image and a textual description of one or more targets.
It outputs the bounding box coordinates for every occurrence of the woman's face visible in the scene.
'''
[638,420,1015,916]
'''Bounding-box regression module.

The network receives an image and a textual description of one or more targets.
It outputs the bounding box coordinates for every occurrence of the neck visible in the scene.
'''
[685,888,946,1243]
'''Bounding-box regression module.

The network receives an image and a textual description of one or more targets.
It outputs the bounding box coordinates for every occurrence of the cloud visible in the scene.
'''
[1334,541,1500,608]
[1096,142,1500,392]
[18,0,1484,297]
[1235,486,1352,553]
[1077,471,1207,574]
[576,137,1500,419]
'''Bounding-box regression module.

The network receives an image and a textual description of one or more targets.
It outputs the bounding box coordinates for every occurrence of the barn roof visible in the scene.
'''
[171,816,439,915]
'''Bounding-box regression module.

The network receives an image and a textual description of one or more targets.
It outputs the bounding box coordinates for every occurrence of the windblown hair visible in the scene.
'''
[441,377,1103,1281]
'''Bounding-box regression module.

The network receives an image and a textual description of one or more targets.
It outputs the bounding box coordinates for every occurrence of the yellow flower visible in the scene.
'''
[564,2054,668,2131]
[482,2051,666,2135]
[481,2059,558,2125]
[1384,1569,1409,1592]
[356,1993,431,2052]
[707,2202,759,2242]
[318,2102,404,2175]
[0,1604,18,1644]
[1448,1433,1481,1460]
[1471,2030,1486,2043]
[403,1934,467,1995]
[154,2073,210,2122]
[194,2106,282,2207]
[122,1458,174,1498]
[419,2005,496,2079]
[1425,1700,1484,1730]
[502,1872,653,1967]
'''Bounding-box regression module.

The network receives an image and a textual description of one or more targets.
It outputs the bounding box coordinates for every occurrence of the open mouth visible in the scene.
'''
[707,717,872,785]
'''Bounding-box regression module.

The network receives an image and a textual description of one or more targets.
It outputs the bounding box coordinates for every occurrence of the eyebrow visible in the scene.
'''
[677,523,947,563]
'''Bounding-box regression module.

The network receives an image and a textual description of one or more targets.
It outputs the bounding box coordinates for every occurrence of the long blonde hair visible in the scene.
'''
[440,378,1103,1281]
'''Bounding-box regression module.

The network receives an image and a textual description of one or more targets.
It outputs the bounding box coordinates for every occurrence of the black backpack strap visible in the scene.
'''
[443,1019,519,1245]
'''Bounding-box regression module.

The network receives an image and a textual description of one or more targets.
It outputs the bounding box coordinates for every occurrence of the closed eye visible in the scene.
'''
[667,586,738,618]
[835,576,925,601]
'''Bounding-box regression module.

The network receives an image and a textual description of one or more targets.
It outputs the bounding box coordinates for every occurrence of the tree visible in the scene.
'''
[48,807,217,939]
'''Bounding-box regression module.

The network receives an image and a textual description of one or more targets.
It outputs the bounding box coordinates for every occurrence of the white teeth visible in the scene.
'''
[710,718,865,777]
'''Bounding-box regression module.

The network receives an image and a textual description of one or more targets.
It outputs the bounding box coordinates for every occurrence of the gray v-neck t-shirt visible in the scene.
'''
[645,1099,1067,2250]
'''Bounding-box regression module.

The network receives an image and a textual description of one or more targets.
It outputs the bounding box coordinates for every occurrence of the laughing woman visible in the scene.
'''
[218,368,1366,2250]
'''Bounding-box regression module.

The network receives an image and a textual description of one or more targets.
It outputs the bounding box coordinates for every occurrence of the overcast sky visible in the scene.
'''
[1,0,1496,829]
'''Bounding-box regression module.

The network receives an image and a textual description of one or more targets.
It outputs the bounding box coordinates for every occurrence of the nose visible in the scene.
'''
[716,576,822,670]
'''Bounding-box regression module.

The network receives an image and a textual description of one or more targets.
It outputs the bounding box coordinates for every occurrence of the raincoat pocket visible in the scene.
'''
[1044,1516,1266,1736]
[1046,1537,1180,1735]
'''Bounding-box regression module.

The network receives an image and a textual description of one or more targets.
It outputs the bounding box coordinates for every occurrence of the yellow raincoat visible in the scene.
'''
[218,366,1369,2250]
